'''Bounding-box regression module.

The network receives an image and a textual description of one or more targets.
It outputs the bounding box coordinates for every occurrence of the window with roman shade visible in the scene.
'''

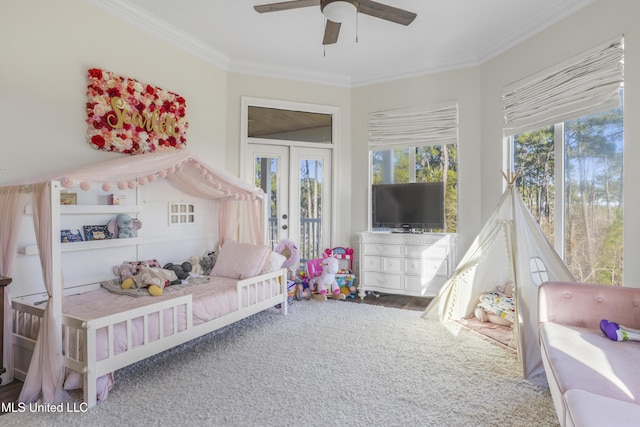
[502,36,624,137]
[505,36,625,286]
[367,102,459,232]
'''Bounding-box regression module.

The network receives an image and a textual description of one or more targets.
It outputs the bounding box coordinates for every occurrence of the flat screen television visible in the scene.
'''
[372,182,445,232]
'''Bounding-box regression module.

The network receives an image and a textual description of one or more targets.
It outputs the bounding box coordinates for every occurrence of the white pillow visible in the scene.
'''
[261,251,288,274]
[211,239,270,279]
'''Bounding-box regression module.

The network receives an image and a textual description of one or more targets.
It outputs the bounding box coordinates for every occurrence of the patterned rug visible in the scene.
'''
[457,316,516,352]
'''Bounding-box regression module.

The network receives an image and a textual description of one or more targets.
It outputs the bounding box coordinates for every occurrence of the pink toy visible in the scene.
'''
[308,254,345,301]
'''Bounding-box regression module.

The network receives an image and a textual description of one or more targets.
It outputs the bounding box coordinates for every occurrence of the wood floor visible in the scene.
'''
[0,379,22,412]
[345,291,433,311]
[0,293,431,412]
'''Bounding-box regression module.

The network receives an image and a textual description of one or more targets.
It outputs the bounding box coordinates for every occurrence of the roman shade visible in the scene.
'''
[369,102,458,149]
[502,36,624,137]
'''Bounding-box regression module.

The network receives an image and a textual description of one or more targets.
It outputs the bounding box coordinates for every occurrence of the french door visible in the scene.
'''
[245,144,332,267]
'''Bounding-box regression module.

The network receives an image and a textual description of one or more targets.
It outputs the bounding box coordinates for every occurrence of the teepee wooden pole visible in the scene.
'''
[501,169,521,188]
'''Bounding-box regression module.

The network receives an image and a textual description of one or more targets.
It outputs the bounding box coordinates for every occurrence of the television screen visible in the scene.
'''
[372,182,445,231]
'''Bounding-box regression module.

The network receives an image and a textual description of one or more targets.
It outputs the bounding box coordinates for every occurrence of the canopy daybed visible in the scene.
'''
[0,150,288,408]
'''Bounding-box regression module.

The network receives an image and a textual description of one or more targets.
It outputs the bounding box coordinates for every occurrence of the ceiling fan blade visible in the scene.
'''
[254,0,320,13]
[322,20,341,45]
[358,0,417,26]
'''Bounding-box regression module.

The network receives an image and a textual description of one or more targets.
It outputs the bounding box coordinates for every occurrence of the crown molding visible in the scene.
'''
[87,0,231,69]
[228,58,353,88]
[351,53,482,87]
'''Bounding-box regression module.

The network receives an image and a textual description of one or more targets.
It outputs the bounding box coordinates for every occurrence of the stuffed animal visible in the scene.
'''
[200,252,216,275]
[113,263,137,282]
[107,214,142,238]
[187,252,217,276]
[187,256,204,275]
[163,262,192,286]
[601,320,640,342]
[121,266,178,296]
[308,255,345,301]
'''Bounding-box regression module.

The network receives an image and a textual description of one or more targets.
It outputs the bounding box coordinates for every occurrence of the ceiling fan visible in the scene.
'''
[254,0,417,45]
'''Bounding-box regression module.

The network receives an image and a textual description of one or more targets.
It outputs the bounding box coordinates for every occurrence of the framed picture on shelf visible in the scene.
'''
[61,229,83,243]
[60,192,77,205]
[83,225,112,241]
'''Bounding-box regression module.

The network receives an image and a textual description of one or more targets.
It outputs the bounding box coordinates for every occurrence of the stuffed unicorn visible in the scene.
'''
[308,254,345,301]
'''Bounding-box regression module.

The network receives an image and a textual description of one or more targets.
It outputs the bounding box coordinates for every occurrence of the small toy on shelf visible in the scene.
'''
[107,213,142,238]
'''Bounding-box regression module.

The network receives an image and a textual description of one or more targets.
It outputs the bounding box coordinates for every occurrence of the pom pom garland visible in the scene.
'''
[53,160,261,201]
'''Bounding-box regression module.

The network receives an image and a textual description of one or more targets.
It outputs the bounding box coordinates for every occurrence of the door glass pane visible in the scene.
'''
[299,158,323,265]
[248,106,332,143]
[254,156,279,249]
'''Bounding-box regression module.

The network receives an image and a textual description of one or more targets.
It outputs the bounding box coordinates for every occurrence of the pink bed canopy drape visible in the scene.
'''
[0,150,266,403]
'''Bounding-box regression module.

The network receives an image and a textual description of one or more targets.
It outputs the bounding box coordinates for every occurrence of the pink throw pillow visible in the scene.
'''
[211,239,270,279]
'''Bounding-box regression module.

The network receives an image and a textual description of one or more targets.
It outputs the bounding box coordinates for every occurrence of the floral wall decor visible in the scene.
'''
[86,68,188,154]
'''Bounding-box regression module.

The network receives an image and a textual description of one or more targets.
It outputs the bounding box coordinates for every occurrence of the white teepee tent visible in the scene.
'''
[422,172,575,378]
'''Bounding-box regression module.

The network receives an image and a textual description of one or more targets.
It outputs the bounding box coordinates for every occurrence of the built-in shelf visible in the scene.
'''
[61,204,143,214]
[25,204,143,215]
[19,237,141,255]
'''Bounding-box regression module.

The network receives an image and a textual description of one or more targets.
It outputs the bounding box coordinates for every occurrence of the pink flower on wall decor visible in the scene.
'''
[85,68,188,154]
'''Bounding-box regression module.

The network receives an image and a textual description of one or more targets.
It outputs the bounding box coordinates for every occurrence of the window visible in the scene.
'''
[168,202,195,225]
[368,102,458,232]
[371,145,458,232]
[512,102,624,285]
[503,37,623,285]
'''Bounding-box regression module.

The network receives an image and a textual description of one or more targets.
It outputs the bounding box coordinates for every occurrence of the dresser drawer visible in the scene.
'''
[404,258,448,277]
[363,256,403,274]
[405,275,447,295]
[404,244,448,259]
[361,272,403,290]
[364,243,403,257]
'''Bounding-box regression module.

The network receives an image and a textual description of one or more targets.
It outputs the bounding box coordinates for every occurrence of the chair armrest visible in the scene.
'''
[538,281,640,329]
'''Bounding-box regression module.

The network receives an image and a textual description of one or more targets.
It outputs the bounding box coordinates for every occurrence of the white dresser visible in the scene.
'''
[356,232,457,298]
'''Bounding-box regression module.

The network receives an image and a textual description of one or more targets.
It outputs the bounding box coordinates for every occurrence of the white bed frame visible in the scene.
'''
[11,268,287,408]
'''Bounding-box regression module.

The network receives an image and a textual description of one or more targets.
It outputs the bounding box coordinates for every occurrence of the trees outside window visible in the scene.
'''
[513,103,623,285]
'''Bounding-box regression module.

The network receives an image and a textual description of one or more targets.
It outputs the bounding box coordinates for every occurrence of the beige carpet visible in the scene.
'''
[2,301,558,426]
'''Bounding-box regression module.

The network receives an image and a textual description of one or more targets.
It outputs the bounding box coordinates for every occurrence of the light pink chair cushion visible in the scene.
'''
[540,321,640,403]
[564,389,640,427]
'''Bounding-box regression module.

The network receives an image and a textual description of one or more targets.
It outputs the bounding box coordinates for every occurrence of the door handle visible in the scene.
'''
[282,225,288,230]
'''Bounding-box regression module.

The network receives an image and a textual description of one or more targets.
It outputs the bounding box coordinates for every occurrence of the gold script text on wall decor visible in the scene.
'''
[107,97,180,138]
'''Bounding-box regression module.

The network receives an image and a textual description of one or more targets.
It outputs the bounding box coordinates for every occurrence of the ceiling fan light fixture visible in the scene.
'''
[321,0,358,23]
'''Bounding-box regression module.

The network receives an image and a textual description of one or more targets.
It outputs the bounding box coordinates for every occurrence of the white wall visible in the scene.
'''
[0,0,228,185]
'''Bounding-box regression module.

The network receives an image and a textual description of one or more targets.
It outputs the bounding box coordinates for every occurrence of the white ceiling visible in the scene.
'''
[90,0,594,87]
